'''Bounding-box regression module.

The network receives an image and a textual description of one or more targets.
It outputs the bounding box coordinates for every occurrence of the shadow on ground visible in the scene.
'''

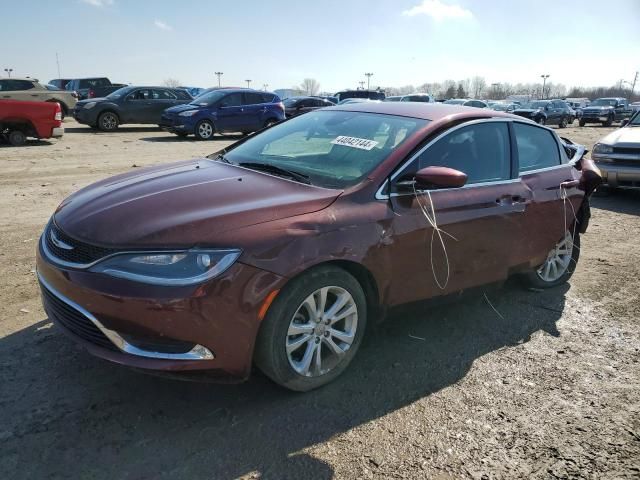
[591,188,640,216]
[64,126,164,134]
[0,281,567,479]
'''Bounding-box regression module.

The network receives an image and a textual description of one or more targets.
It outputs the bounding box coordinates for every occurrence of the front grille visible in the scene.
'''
[40,282,118,352]
[613,146,640,156]
[44,222,116,265]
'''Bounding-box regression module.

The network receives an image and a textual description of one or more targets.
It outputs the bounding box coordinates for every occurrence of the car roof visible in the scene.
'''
[328,102,514,121]
[0,77,37,82]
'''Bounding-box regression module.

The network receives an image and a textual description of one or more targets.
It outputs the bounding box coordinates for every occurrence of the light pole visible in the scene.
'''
[540,74,550,99]
[364,72,373,90]
[263,83,268,91]
[4,68,13,78]
[214,72,223,87]
[245,79,252,88]
[358,81,365,90]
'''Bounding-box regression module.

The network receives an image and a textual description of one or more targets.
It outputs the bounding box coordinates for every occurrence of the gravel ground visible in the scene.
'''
[0,120,638,479]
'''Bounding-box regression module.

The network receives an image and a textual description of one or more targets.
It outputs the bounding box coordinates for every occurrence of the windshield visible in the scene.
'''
[190,90,228,106]
[591,99,618,107]
[106,87,133,99]
[629,111,640,126]
[215,110,427,188]
[492,104,511,111]
[443,99,466,105]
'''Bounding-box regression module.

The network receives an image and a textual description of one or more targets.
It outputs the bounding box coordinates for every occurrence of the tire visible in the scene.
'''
[579,119,586,127]
[536,116,546,126]
[263,118,278,129]
[254,266,367,392]
[8,130,27,146]
[559,116,568,128]
[603,115,613,127]
[194,120,215,140]
[521,230,580,289]
[97,111,119,131]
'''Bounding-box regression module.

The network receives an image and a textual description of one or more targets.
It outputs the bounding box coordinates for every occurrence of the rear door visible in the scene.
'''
[241,92,267,131]
[149,89,181,122]
[216,92,245,132]
[385,119,532,305]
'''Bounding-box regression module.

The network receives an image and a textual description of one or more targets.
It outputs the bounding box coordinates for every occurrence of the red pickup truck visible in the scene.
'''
[0,100,64,146]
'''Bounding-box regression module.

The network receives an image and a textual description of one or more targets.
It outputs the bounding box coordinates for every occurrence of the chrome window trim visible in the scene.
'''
[38,273,215,361]
[375,117,566,200]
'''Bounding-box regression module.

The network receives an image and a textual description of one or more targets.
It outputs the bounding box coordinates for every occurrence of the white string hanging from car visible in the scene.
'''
[412,182,458,290]
[559,181,580,251]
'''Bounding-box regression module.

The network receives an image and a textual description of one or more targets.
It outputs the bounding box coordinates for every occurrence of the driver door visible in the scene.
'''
[385,120,532,305]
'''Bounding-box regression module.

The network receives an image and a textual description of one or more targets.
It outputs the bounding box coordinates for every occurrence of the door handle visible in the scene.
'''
[31,94,39,97]
[496,194,528,205]
[560,180,579,189]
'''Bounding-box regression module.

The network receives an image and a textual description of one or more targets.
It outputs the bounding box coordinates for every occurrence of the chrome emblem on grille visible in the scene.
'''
[50,229,74,250]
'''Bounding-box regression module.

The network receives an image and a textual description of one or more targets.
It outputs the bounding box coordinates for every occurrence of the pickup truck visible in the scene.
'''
[579,97,633,127]
[65,77,128,100]
[0,100,64,146]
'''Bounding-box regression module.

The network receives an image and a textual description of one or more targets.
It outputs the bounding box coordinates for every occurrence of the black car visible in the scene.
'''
[512,99,573,128]
[334,89,385,102]
[283,96,335,118]
[73,86,192,131]
[579,97,633,127]
[48,78,71,90]
[65,77,128,100]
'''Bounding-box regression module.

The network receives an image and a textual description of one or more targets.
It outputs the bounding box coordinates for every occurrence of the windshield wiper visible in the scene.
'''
[209,152,232,164]
[239,162,312,185]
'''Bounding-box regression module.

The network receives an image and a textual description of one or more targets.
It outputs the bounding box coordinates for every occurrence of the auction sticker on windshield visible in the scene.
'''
[331,136,379,151]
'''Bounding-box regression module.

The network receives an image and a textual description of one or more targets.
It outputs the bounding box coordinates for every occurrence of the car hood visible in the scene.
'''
[76,97,108,106]
[599,127,640,147]
[54,159,342,247]
[165,103,202,114]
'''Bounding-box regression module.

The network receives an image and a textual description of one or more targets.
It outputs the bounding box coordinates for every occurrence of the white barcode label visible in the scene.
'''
[331,136,379,151]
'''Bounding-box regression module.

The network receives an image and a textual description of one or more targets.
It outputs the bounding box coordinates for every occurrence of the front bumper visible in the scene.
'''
[72,107,97,125]
[593,155,640,188]
[36,240,286,380]
[581,113,610,123]
[159,114,193,134]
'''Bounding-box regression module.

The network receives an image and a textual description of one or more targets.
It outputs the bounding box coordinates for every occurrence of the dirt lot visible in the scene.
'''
[0,120,638,479]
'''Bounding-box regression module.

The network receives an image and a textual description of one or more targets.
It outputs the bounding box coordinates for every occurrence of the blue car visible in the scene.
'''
[160,88,285,139]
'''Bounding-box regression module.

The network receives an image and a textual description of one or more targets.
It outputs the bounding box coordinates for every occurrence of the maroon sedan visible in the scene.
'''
[37,103,601,391]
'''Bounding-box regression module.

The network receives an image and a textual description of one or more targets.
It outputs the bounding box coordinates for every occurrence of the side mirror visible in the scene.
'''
[621,119,629,127]
[398,166,468,190]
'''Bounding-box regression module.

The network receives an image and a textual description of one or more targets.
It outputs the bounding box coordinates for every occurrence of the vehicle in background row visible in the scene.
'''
[591,111,640,189]
[180,86,206,98]
[336,98,382,105]
[579,98,632,127]
[73,86,192,131]
[0,100,63,146]
[65,77,128,100]
[284,96,335,118]
[443,98,488,108]
[384,93,435,103]
[334,89,385,103]
[317,95,338,104]
[0,77,77,117]
[160,88,285,139]
[48,78,71,90]
[37,102,601,391]
[490,102,518,113]
[630,101,640,112]
[512,99,573,127]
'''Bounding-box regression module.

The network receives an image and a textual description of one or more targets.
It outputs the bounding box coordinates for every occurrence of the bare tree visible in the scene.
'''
[300,78,320,95]
[471,76,486,98]
[162,78,181,88]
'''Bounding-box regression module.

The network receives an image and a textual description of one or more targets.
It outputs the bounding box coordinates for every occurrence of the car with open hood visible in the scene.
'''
[37,102,601,391]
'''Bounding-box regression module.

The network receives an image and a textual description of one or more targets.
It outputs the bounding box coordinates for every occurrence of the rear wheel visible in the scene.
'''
[522,231,580,289]
[536,116,546,125]
[8,130,27,146]
[254,266,367,391]
[98,111,119,131]
[559,116,568,128]
[579,119,586,127]
[195,120,214,140]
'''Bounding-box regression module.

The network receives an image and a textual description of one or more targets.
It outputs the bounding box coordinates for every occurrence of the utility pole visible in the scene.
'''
[4,68,13,78]
[631,71,638,94]
[540,74,550,99]
[491,82,499,99]
[364,72,374,90]
[214,72,223,87]
[245,79,252,88]
[263,83,268,91]
[56,52,61,78]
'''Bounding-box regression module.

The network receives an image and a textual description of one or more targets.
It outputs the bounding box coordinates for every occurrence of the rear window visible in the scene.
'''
[175,90,192,100]
[79,78,110,89]
[244,92,265,105]
[514,123,561,173]
[262,93,275,103]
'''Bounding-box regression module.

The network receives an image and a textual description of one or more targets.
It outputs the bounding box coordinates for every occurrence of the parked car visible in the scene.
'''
[179,86,205,98]
[591,111,640,188]
[334,89,385,102]
[443,98,488,108]
[630,101,640,112]
[284,96,335,118]
[160,88,285,139]
[385,93,435,103]
[0,100,63,146]
[65,77,128,100]
[48,78,71,90]
[336,98,382,105]
[0,77,77,117]
[512,99,573,127]
[579,97,633,127]
[37,102,601,391]
[317,95,338,104]
[73,86,193,131]
[491,102,518,113]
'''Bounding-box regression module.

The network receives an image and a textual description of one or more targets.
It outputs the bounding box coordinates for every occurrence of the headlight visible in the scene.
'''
[593,143,613,155]
[89,249,241,286]
[178,110,198,117]
[84,102,97,109]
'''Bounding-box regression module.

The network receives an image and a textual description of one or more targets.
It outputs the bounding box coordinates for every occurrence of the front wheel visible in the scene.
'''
[98,111,119,131]
[536,116,546,126]
[522,231,580,289]
[603,115,613,127]
[579,119,586,127]
[254,266,367,391]
[194,120,214,140]
[559,116,568,128]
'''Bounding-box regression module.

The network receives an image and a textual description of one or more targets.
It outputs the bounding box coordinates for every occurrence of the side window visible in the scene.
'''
[262,93,275,103]
[243,92,265,105]
[514,123,561,173]
[174,89,191,100]
[412,122,511,184]
[0,80,8,91]
[3,80,34,91]
[221,93,243,107]
[128,89,151,100]
[152,89,177,100]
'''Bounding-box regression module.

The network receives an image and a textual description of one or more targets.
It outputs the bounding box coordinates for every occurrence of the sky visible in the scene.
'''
[2,0,639,93]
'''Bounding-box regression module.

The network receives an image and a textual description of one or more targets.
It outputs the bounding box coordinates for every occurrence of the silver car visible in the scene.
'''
[592,112,640,188]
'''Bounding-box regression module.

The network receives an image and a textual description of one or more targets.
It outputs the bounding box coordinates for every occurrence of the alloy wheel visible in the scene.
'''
[536,231,574,283]
[285,286,358,377]
[198,122,213,139]
[101,113,117,130]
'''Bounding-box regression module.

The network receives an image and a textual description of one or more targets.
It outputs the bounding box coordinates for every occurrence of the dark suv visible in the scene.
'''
[579,97,632,127]
[160,88,285,139]
[284,96,335,117]
[513,99,573,127]
[335,89,385,103]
